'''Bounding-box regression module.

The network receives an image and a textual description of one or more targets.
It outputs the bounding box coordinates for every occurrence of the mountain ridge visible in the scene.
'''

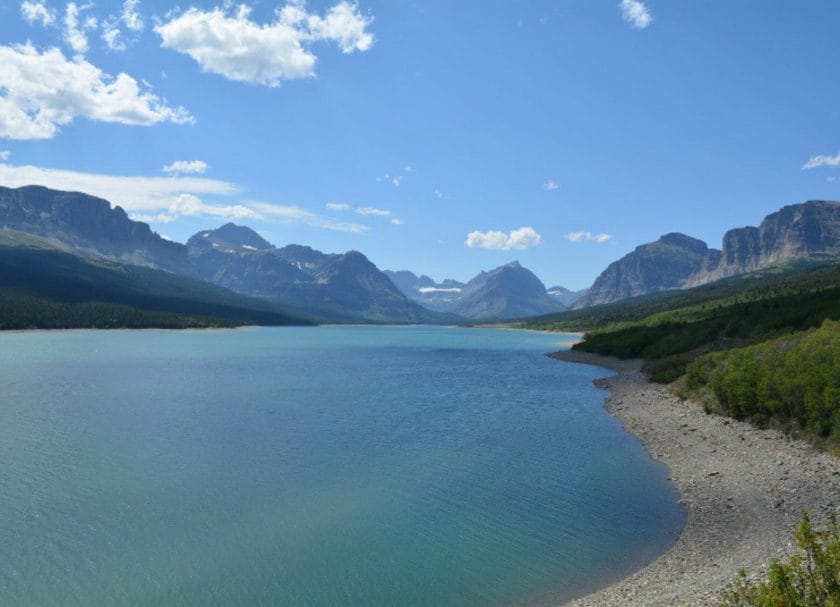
[385,261,565,320]
[574,200,840,308]
[0,186,447,323]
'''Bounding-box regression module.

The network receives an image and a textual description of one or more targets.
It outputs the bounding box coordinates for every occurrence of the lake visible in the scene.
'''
[0,326,683,606]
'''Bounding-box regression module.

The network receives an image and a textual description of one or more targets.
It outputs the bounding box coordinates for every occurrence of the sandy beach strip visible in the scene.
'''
[549,350,840,607]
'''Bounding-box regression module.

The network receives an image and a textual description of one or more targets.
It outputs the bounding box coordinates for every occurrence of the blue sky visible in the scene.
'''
[1,1,839,290]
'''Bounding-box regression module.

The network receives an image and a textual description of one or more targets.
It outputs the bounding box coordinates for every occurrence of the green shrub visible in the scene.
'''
[685,320,840,444]
[720,512,840,606]
[646,356,690,384]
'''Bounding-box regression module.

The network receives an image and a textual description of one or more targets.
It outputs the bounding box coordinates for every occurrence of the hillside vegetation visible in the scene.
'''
[523,260,840,333]
[720,513,840,606]
[523,260,840,446]
[687,320,840,445]
[0,242,313,330]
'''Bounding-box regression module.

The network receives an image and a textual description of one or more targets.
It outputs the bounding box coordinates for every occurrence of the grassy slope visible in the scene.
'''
[0,236,314,329]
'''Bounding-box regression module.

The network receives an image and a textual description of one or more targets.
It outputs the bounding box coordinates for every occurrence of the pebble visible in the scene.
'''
[551,350,840,607]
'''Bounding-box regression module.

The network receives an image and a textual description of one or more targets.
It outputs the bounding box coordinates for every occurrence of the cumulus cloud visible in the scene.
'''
[0,150,11,161]
[620,0,652,29]
[64,2,98,54]
[21,1,56,26]
[101,20,126,51]
[99,1,145,52]
[163,159,208,175]
[564,231,613,243]
[155,2,373,87]
[465,227,542,250]
[390,218,405,225]
[326,202,351,211]
[543,179,559,191]
[130,193,259,224]
[802,152,840,169]
[0,43,192,140]
[122,0,144,31]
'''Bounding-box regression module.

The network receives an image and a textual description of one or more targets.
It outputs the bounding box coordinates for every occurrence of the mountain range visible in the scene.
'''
[187,223,448,322]
[574,200,840,308]
[0,185,455,323]
[2,184,839,325]
[384,262,566,320]
[1,185,566,323]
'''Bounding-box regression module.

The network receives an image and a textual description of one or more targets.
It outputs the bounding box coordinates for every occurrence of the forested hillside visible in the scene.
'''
[526,261,840,447]
[0,240,312,329]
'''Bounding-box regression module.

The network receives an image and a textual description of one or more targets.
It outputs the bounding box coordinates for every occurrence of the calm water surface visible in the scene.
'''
[0,326,683,606]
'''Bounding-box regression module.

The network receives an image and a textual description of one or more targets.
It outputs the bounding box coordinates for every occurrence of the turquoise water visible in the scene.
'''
[0,326,683,606]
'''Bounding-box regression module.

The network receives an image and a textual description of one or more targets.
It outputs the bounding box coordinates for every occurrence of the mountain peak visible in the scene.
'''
[198,223,273,251]
[576,232,717,308]
[455,261,562,320]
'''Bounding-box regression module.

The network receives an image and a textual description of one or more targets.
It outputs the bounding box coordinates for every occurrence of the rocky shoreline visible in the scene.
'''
[549,350,840,607]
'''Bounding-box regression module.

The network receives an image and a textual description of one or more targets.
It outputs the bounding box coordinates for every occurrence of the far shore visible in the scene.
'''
[549,349,840,607]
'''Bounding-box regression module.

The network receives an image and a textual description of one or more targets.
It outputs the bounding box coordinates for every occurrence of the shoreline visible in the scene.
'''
[549,349,840,607]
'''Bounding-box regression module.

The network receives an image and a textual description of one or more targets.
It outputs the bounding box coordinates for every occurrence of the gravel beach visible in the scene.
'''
[549,350,840,607]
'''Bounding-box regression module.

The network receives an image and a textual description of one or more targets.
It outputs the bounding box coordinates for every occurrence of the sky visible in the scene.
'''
[1,1,840,290]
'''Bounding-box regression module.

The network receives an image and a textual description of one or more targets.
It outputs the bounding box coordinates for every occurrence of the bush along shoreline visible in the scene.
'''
[685,320,840,453]
[719,512,840,606]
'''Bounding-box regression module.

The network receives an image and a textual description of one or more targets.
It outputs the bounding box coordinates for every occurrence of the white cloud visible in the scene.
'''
[101,20,126,51]
[355,206,390,216]
[326,203,397,221]
[305,1,374,53]
[565,231,613,243]
[465,227,542,250]
[0,162,237,216]
[543,179,559,191]
[99,1,145,52]
[620,0,652,29]
[155,2,373,87]
[0,150,11,161]
[64,2,98,55]
[0,161,372,232]
[251,201,369,233]
[122,0,144,31]
[0,43,192,140]
[162,159,208,175]
[802,152,840,169]
[130,193,259,224]
[21,1,56,26]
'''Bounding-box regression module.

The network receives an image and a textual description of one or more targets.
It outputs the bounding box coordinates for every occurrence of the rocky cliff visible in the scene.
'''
[0,185,188,272]
[685,201,840,286]
[574,233,720,308]
[575,201,840,308]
